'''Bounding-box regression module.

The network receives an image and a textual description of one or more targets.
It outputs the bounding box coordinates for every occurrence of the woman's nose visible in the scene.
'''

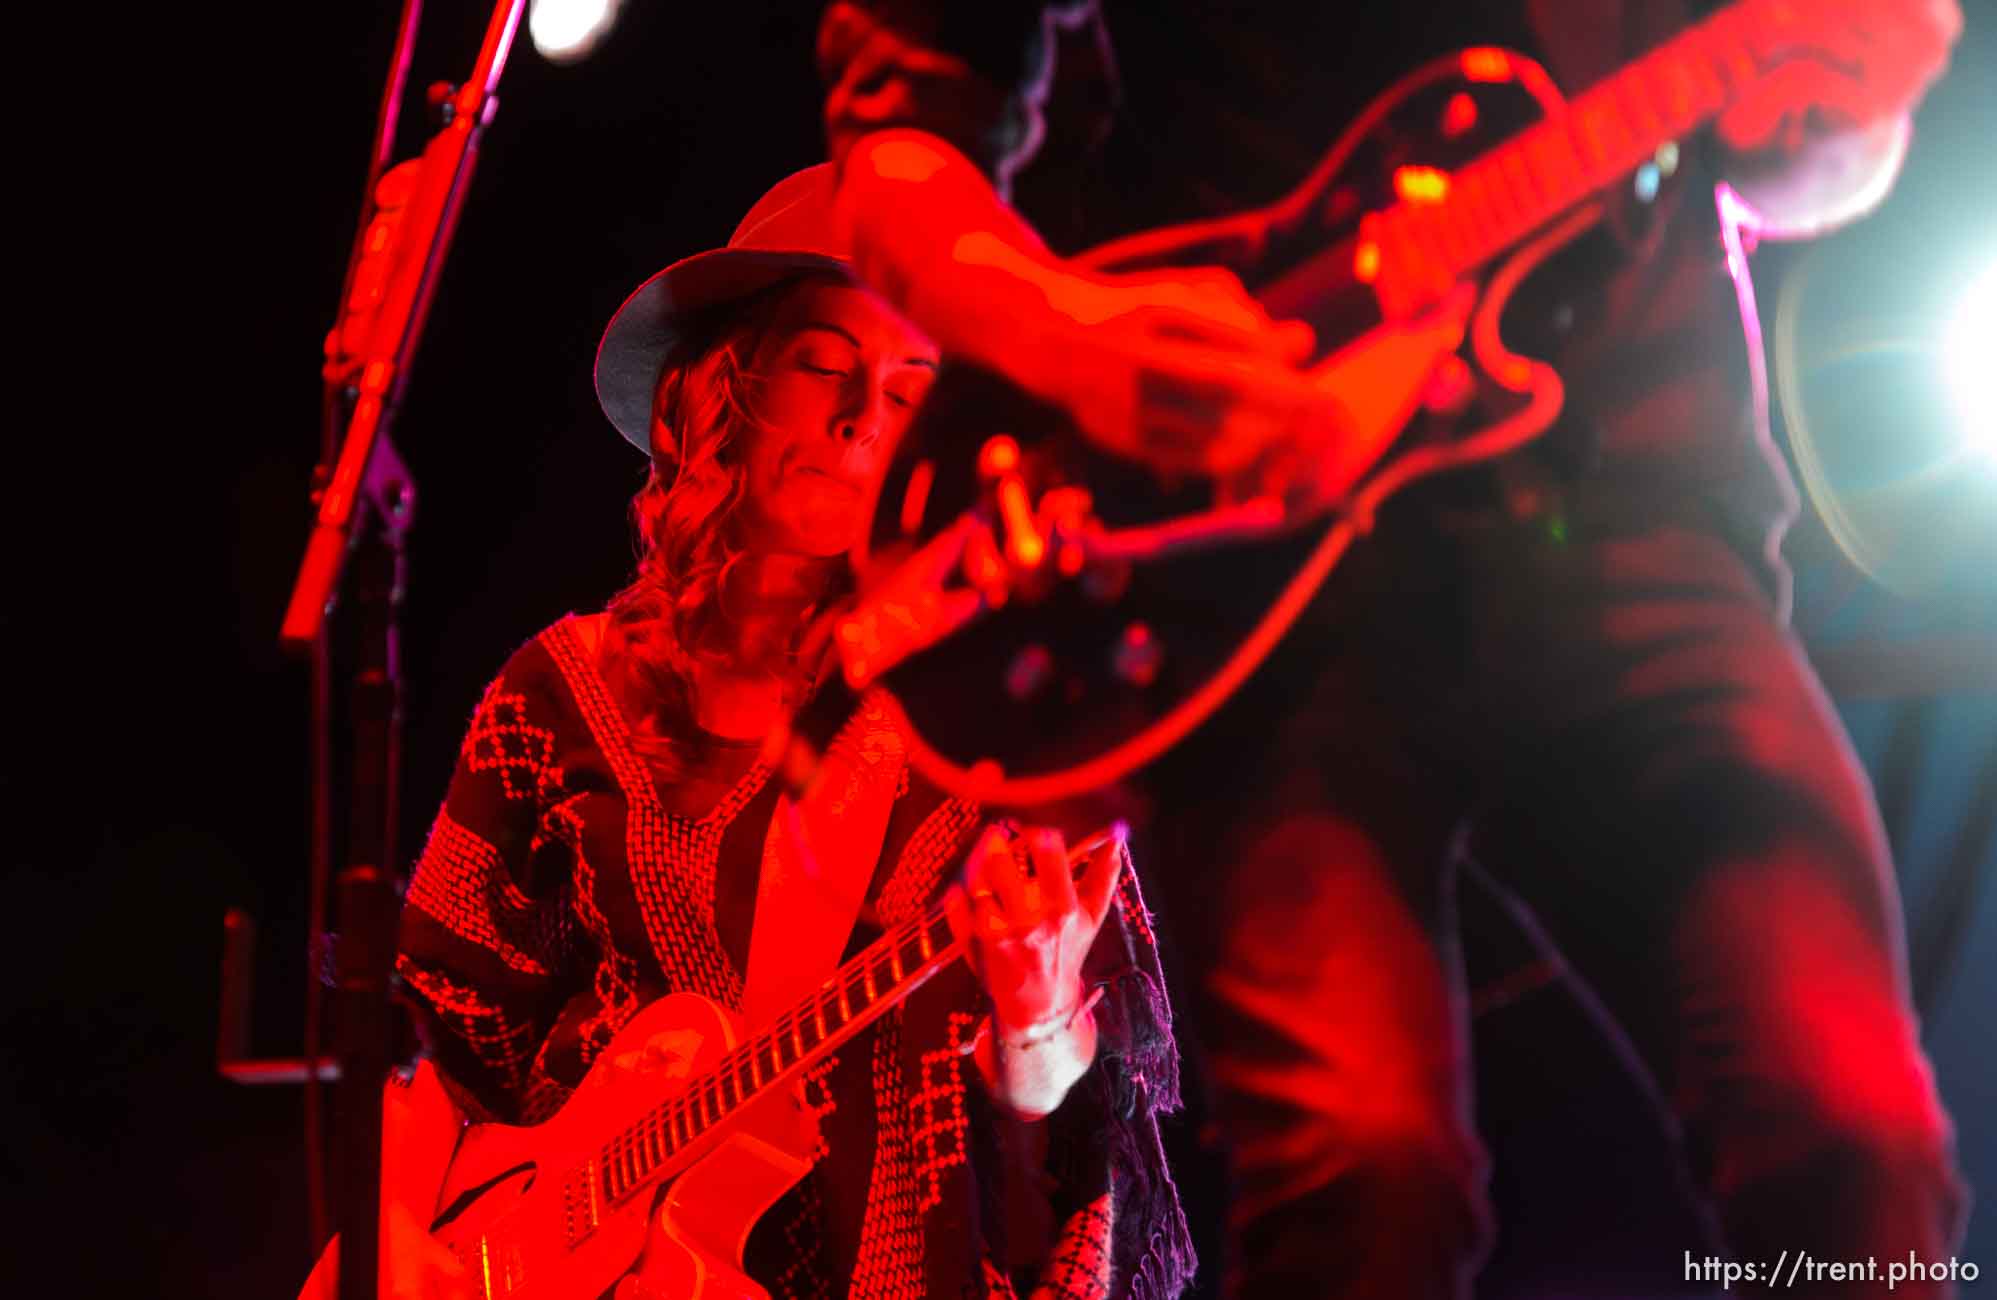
[836,383,891,445]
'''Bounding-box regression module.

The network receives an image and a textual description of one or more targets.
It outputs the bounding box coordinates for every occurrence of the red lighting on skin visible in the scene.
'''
[1461,47,1514,83]
[1394,166,1451,204]
[979,435,1020,479]
[1354,240,1381,283]
[953,231,1271,334]
[867,138,949,183]
[1442,92,1479,138]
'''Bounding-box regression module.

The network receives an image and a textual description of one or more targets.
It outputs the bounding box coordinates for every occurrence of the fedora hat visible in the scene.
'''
[594,163,850,454]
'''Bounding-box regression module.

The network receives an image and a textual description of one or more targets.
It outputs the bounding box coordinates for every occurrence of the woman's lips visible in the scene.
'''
[794,465,861,493]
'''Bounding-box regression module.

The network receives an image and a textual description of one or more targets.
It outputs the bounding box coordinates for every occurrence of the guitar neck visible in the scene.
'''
[1367,1,1781,299]
[592,901,963,1209]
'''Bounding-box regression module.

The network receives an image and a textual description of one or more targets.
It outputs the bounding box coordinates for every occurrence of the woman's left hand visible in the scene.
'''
[944,823,1124,1037]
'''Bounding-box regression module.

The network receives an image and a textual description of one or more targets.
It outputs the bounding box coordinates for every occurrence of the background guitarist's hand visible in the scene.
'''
[1716,0,1961,237]
[944,824,1125,1117]
[993,257,1330,479]
[1718,0,1960,153]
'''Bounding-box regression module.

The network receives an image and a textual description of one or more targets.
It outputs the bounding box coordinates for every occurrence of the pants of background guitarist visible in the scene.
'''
[1145,481,1969,1300]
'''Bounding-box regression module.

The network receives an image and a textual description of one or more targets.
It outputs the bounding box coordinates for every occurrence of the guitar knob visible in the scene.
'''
[1005,644,1056,701]
[1111,622,1163,688]
[1421,354,1475,417]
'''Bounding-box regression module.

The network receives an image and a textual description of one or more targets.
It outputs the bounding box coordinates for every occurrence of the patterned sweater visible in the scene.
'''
[396,615,1194,1299]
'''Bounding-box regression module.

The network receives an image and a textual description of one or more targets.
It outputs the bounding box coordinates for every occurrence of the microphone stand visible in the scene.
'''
[270,4,526,1298]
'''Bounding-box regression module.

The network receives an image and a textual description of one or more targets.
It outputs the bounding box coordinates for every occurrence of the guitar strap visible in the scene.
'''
[741,689,909,1028]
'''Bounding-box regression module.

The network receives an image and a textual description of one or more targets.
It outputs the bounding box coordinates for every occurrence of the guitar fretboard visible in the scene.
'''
[1366,1,1788,311]
[592,905,962,1209]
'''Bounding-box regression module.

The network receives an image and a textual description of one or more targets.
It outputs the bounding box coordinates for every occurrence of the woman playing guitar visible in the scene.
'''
[308,166,1196,1300]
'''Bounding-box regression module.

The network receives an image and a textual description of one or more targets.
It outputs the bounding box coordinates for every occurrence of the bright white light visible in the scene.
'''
[1943,260,1997,458]
[529,0,621,63]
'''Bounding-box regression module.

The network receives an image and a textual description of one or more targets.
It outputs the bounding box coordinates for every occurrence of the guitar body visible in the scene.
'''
[429,993,819,1300]
[859,53,1583,794]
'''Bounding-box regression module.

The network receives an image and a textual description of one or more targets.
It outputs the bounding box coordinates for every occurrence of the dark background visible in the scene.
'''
[17,2,1993,1294]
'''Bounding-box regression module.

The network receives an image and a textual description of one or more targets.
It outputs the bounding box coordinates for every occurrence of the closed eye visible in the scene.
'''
[801,363,848,379]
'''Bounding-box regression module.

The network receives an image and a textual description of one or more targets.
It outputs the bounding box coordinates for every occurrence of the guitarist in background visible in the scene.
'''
[384,167,1195,1299]
[812,1,1966,1296]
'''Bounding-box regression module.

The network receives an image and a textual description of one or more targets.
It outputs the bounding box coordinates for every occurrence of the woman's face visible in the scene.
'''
[734,279,938,558]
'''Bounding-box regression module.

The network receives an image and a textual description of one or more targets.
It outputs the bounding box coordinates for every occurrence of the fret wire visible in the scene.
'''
[1453,159,1501,257]
[1573,95,1612,179]
[1650,47,1693,124]
[1466,165,1505,265]
[737,1056,755,1100]
[836,973,853,1022]
[748,1039,763,1089]
[862,957,878,1004]
[1678,21,1732,117]
[888,938,905,983]
[916,921,934,962]
[1643,42,1706,135]
[1476,157,1521,248]
[1526,125,1582,215]
[814,987,831,1041]
[1709,6,1759,95]
[1452,163,1496,260]
[791,1011,806,1059]
[1501,144,1540,237]
[1499,149,1541,231]
[1611,57,1664,145]
[1432,197,1472,274]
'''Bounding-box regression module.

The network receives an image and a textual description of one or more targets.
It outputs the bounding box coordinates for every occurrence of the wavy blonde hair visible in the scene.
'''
[599,275,848,776]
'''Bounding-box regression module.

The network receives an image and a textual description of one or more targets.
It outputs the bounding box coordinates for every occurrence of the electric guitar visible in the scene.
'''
[419,824,1118,1300]
[832,0,1930,808]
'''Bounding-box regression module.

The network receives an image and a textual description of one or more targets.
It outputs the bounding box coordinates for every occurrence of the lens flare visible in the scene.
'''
[1942,260,1997,458]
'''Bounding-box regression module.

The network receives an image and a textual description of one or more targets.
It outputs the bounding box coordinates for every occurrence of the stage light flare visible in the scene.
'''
[528,0,622,63]
[1942,260,1996,458]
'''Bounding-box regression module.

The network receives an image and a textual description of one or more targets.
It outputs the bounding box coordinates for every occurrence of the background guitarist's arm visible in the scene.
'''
[818,3,1353,491]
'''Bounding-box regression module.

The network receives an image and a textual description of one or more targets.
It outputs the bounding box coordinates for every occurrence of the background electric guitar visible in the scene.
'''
[831,0,1933,808]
